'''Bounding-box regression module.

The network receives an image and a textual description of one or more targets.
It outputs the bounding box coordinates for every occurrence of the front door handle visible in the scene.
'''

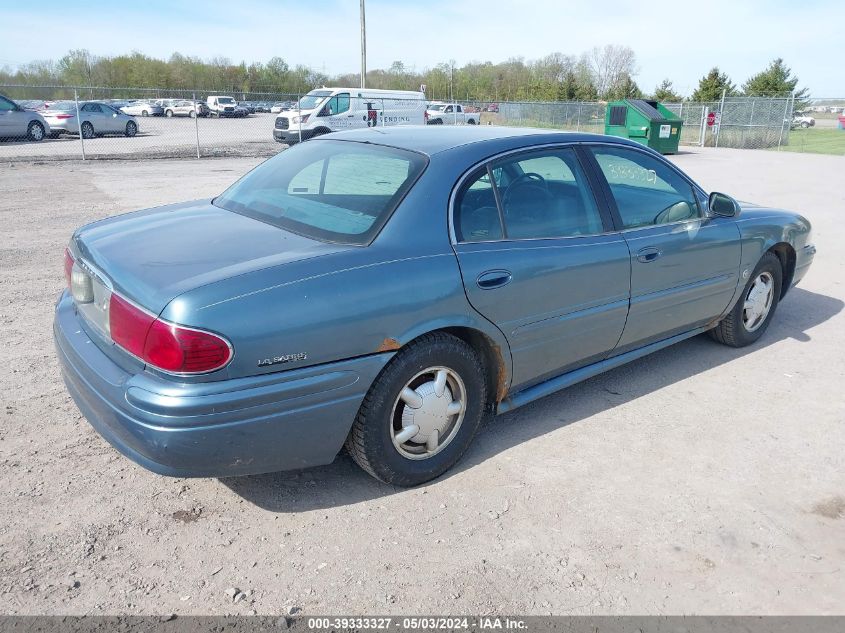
[476,269,512,289]
[636,247,662,263]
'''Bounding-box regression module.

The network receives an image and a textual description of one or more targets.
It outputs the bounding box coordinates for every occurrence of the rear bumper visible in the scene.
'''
[53,292,391,477]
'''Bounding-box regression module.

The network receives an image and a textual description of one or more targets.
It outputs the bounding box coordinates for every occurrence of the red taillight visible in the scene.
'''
[109,294,155,358]
[64,248,74,287]
[55,114,74,120]
[144,320,232,373]
[108,294,231,374]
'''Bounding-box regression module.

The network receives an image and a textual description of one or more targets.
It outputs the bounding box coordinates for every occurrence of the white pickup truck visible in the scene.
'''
[425,102,480,125]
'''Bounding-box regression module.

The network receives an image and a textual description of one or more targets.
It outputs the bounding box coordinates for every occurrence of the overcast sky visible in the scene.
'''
[2,0,842,96]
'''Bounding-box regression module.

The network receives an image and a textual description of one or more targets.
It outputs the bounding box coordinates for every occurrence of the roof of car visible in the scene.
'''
[324,126,642,156]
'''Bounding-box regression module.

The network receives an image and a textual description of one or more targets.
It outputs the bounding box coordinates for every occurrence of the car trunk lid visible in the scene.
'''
[71,199,348,315]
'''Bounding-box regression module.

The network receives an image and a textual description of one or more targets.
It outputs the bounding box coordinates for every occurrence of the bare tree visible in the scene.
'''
[583,45,638,99]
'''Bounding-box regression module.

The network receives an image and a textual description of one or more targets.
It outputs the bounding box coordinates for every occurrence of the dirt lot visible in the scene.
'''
[0,148,843,616]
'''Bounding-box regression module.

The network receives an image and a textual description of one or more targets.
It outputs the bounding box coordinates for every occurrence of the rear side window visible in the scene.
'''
[214,140,426,245]
[455,148,603,242]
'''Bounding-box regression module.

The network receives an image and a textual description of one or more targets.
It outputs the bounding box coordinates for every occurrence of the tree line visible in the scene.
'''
[0,47,807,104]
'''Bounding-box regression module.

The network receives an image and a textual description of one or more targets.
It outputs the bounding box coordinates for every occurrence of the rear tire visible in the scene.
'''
[189,110,196,118]
[26,121,45,141]
[80,122,94,139]
[709,252,782,347]
[141,110,149,117]
[345,333,487,486]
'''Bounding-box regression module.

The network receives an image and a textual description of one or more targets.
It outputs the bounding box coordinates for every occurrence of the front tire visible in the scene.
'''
[709,252,782,347]
[165,109,174,118]
[125,121,138,137]
[27,121,45,141]
[345,333,487,486]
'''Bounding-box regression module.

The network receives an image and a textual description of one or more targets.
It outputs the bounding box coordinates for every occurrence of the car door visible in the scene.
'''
[586,144,742,352]
[100,104,121,132]
[0,95,24,137]
[452,146,631,391]
[80,103,103,132]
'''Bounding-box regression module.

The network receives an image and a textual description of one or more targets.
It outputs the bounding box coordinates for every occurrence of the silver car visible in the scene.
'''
[120,101,163,117]
[0,93,50,141]
[41,102,138,139]
[163,100,209,118]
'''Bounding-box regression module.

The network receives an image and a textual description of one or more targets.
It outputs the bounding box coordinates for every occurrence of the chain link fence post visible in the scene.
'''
[74,89,86,160]
[193,92,201,159]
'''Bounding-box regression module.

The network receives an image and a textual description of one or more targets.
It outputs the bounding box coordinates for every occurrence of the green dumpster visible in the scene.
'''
[604,99,683,154]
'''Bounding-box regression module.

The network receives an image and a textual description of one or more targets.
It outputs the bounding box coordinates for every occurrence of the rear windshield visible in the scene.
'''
[214,140,427,245]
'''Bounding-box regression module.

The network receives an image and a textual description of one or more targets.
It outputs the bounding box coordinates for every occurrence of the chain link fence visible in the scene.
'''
[2,84,840,161]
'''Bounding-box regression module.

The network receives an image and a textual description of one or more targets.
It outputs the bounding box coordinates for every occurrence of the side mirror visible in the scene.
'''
[318,107,328,117]
[708,192,740,217]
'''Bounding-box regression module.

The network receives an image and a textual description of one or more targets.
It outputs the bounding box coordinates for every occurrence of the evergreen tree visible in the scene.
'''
[691,67,737,102]
[652,78,682,102]
[742,58,808,107]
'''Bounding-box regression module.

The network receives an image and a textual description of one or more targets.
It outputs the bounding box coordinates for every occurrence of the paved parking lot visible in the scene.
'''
[0,147,842,616]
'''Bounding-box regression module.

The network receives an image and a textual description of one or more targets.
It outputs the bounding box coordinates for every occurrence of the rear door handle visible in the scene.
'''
[636,247,662,263]
[476,270,512,289]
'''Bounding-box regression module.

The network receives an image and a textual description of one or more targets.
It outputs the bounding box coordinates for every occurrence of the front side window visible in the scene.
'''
[590,146,699,229]
[323,94,350,116]
[81,103,102,113]
[455,148,603,242]
[214,140,426,245]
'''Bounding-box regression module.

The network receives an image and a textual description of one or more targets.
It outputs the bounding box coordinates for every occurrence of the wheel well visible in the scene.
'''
[769,242,796,298]
[438,327,508,406]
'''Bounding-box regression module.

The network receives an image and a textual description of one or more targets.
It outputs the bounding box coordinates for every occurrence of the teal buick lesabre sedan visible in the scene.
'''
[54,127,815,486]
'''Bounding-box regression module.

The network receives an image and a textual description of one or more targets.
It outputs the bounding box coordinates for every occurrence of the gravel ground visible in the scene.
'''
[0,113,282,161]
[0,147,843,616]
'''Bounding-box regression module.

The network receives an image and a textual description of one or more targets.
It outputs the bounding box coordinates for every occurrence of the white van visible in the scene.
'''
[206,95,238,117]
[273,87,426,144]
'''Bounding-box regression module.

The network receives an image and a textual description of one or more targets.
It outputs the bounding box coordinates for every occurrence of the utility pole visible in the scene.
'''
[449,59,455,102]
[360,0,367,89]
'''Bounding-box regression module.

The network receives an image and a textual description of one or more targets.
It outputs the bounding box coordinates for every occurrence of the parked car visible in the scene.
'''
[487,103,500,113]
[238,101,256,114]
[792,113,816,129]
[270,101,296,113]
[206,95,238,117]
[233,105,249,118]
[426,102,480,125]
[0,93,50,141]
[42,101,138,138]
[253,102,272,113]
[163,100,209,118]
[273,87,426,144]
[120,101,163,117]
[54,128,815,486]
